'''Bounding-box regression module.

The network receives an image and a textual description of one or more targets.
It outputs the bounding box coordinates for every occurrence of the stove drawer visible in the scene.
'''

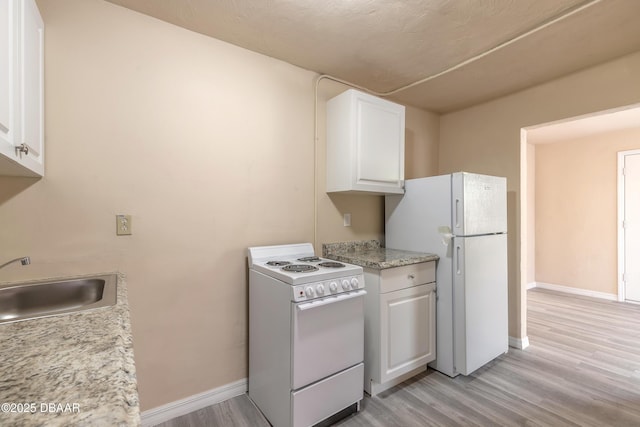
[291,290,365,389]
[292,363,363,427]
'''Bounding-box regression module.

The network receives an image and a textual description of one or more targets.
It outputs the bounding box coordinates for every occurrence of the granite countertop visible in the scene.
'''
[0,273,140,427]
[323,240,439,270]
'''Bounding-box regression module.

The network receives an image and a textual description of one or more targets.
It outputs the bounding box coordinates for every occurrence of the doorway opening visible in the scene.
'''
[521,104,640,338]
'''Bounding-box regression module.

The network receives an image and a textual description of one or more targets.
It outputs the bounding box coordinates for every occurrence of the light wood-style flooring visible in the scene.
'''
[157,289,640,426]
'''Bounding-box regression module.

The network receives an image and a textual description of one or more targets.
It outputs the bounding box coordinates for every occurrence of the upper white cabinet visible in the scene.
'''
[0,0,44,177]
[0,1,15,155]
[326,89,405,195]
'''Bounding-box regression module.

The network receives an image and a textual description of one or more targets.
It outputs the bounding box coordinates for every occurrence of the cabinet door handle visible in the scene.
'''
[16,143,29,156]
[408,274,415,279]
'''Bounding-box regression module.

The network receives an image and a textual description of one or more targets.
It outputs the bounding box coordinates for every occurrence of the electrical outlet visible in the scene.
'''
[343,213,351,227]
[116,214,132,236]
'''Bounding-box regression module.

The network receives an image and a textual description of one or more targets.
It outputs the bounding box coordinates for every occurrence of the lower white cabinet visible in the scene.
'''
[364,262,436,395]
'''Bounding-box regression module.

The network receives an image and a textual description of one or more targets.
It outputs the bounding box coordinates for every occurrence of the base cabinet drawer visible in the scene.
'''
[380,262,435,293]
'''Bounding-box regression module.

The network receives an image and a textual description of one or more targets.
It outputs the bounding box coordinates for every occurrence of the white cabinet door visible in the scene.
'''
[0,0,43,177]
[326,89,405,195]
[0,0,16,152]
[379,283,436,384]
[356,97,403,185]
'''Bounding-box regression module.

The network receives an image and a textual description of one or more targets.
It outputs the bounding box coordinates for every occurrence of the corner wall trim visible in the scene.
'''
[534,282,617,301]
[509,336,530,350]
[141,378,248,427]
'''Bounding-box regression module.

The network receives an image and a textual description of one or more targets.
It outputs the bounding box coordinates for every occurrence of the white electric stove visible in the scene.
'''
[248,243,365,427]
[249,243,364,302]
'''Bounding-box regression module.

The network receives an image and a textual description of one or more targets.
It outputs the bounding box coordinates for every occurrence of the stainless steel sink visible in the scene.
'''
[0,273,117,324]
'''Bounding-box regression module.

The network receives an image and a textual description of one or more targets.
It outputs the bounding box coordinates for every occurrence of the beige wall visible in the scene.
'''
[527,143,536,286]
[405,107,440,180]
[439,50,640,340]
[0,0,439,411]
[535,127,640,294]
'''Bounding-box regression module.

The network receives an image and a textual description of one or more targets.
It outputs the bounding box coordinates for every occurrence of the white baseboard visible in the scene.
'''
[509,336,529,350]
[526,282,537,290]
[533,282,617,301]
[141,378,248,427]
[367,365,426,396]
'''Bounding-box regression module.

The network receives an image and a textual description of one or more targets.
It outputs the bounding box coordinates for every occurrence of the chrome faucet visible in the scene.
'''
[0,256,31,270]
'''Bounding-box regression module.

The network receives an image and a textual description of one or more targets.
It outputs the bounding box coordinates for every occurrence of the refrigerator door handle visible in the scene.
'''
[455,198,460,229]
[456,245,461,275]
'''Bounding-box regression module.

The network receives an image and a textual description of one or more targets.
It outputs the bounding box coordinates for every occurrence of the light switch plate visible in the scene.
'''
[116,214,132,235]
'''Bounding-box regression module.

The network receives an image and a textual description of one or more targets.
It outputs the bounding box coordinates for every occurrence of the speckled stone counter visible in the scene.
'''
[323,240,438,269]
[0,273,140,427]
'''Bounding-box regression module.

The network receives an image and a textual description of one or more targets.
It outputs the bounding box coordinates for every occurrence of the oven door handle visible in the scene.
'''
[296,290,366,311]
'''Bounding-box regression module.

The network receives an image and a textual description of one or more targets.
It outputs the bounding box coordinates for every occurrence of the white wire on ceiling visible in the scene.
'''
[312,0,603,249]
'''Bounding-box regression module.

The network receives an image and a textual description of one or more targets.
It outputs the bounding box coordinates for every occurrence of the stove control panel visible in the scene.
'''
[293,275,364,302]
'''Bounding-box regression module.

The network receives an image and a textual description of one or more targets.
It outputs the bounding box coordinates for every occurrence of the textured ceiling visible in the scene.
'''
[103,0,640,113]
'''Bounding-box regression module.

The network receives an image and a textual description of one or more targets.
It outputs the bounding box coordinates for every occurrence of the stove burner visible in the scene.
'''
[297,256,321,262]
[318,261,345,268]
[266,261,291,267]
[282,264,319,273]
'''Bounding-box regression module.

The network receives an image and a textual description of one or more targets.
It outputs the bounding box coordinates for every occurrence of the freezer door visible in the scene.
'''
[452,173,507,236]
[453,234,508,375]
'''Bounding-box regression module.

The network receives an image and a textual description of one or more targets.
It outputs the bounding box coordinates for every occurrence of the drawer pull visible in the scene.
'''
[408,274,415,279]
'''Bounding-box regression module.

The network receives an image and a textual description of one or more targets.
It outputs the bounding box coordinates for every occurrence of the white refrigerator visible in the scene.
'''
[385,172,508,377]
